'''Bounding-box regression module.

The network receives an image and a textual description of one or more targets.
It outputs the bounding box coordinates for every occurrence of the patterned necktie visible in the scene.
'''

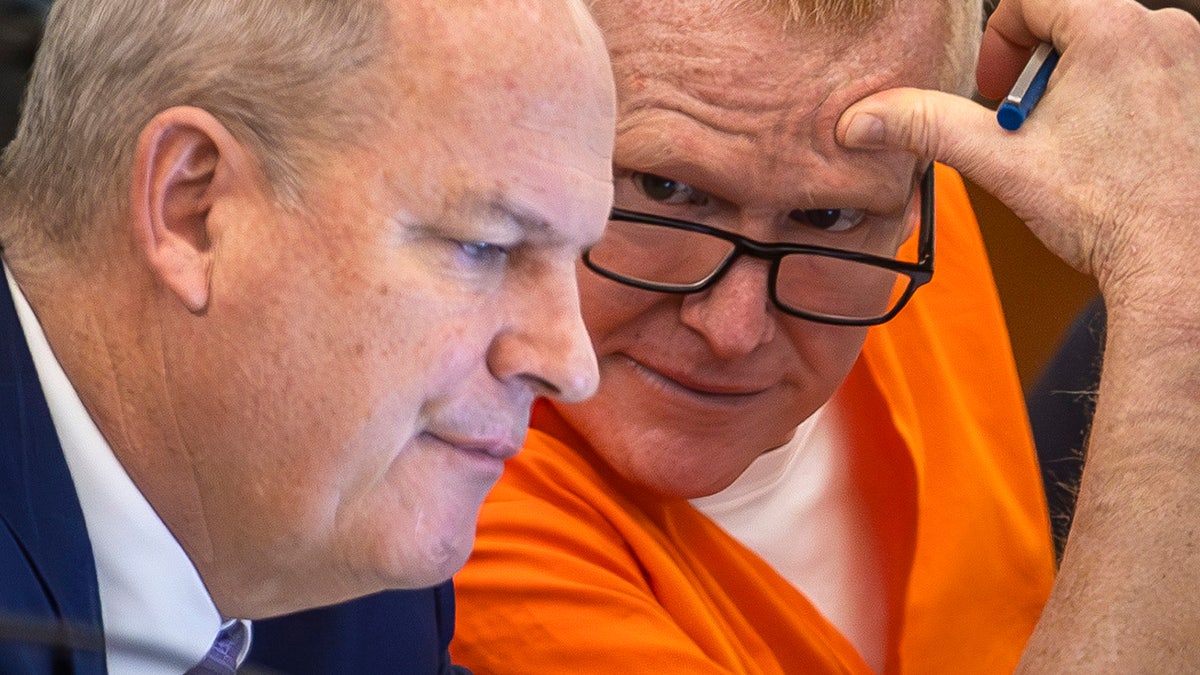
[186,620,248,674]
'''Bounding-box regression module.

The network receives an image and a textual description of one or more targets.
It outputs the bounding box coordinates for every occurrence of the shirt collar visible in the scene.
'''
[4,264,238,671]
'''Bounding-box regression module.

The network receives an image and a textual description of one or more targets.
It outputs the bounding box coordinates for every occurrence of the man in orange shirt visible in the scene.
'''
[453,0,1200,671]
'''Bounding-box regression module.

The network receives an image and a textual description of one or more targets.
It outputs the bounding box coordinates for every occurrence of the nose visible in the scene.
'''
[487,262,600,403]
[679,256,777,359]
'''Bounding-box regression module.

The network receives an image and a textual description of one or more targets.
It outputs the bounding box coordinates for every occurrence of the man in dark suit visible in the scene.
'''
[2,279,466,672]
[0,0,614,671]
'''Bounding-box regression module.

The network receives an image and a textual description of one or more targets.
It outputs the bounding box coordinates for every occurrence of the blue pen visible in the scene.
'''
[996,42,1059,131]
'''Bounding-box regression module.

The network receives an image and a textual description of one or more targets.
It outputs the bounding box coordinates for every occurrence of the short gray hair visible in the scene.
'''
[1,0,388,251]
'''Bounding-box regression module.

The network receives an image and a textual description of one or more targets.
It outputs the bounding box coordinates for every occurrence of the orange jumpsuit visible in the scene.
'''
[452,165,1056,674]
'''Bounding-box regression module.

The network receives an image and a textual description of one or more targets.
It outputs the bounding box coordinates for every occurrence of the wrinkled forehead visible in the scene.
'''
[591,0,947,179]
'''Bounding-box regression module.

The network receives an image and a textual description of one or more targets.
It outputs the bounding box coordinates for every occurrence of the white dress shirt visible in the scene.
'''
[5,265,247,674]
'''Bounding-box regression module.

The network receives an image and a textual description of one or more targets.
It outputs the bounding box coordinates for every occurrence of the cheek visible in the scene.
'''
[778,321,869,393]
[578,271,662,349]
[352,284,496,381]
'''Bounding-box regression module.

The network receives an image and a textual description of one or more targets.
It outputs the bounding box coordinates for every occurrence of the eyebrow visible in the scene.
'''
[480,193,602,250]
[418,193,550,245]
[481,196,554,240]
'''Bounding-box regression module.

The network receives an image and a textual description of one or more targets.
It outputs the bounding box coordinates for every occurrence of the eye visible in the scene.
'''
[633,173,710,206]
[787,208,866,232]
[454,240,509,268]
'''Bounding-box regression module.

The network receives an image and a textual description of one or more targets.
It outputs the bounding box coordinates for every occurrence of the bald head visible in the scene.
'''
[379,0,615,210]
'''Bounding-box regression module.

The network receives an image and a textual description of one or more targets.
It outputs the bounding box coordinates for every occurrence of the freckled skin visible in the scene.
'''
[28,0,616,620]
[557,0,947,499]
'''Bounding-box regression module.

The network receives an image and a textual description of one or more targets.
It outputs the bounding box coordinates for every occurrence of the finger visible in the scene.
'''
[984,0,1050,55]
[975,27,1036,100]
[836,86,1092,271]
[835,87,1019,185]
[977,0,1142,98]
[977,0,1062,99]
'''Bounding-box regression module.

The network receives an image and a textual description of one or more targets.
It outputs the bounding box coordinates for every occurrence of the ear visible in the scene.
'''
[129,106,256,313]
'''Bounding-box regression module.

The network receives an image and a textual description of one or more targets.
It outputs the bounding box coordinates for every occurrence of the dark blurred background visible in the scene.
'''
[1,1,46,145]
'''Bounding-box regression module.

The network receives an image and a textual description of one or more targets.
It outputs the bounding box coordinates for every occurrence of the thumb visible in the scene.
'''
[835,88,1022,192]
[834,86,1098,276]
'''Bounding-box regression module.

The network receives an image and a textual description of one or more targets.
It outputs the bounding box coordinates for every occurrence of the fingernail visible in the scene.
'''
[842,112,885,148]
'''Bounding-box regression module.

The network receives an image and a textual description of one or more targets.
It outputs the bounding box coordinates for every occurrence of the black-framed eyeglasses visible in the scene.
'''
[583,165,935,327]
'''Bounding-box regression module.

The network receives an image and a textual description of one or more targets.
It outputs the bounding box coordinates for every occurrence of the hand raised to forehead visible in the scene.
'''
[839,0,1200,670]
[834,0,1200,311]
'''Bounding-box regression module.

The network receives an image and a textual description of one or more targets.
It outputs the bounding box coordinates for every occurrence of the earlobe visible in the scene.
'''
[130,106,246,314]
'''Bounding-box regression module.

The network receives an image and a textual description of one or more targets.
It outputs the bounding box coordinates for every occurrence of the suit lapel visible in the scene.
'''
[0,275,104,645]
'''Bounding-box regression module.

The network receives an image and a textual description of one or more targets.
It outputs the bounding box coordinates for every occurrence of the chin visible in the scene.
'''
[362,538,473,592]
[635,469,743,500]
[607,443,748,500]
[394,504,482,588]
[417,533,475,585]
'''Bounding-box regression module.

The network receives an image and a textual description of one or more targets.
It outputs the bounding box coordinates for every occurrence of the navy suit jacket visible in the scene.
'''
[0,273,105,674]
[248,584,468,674]
[2,274,465,673]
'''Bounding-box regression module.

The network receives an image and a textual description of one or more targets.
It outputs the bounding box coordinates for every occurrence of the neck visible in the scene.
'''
[20,251,223,599]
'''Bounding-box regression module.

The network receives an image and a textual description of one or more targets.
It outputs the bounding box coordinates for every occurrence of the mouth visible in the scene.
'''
[622,356,770,403]
[426,432,522,461]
